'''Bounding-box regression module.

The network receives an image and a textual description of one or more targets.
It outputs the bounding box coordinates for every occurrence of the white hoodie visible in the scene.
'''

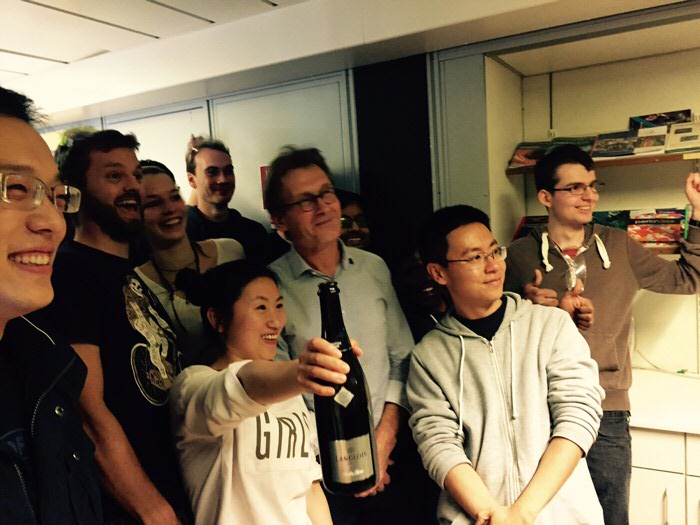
[407,293,604,525]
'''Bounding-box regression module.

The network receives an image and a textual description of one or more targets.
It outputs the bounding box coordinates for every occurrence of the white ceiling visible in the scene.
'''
[1,0,693,122]
[0,0,308,82]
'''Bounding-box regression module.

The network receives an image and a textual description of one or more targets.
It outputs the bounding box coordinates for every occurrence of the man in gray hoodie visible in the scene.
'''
[407,205,604,525]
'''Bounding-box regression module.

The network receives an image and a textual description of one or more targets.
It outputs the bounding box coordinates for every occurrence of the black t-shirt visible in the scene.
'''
[45,240,189,519]
[185,205,272,262]
[0,349,37,511]
[455,298,507,341]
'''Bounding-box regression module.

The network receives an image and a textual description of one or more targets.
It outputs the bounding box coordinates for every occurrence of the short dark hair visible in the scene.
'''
[185,137,230,174]
[534,144,595,192]
[264,146,332,217]
[0,86,42,124]
[175,260,279,360]
[336,189,363,210]
[60,129,140,190]
[54,127,97,173]
[418,205,491,265]
[140,159,175,182]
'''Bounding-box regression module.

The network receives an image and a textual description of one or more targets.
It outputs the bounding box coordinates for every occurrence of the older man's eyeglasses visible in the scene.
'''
[445,246,507,267]
[284,189,338,212]
[1,173,82,213]
[551,181,604,195]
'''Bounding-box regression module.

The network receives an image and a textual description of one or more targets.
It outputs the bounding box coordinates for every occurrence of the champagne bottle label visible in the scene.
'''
[333,386,355,407]
[329,434,375,483]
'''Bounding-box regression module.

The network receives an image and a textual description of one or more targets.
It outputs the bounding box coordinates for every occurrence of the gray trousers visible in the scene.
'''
[586,411,632,525]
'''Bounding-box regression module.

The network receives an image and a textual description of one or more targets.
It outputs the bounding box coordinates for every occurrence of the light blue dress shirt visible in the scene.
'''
[270,243,414,427]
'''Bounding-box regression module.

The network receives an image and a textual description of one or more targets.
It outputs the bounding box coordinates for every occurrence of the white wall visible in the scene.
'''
[485,58,526,246]
[106,103,210,202]
[210,73,356,227]
[41,72,356,231]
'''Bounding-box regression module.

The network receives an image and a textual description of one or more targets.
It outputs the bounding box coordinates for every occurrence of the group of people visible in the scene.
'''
[3,83,700,525]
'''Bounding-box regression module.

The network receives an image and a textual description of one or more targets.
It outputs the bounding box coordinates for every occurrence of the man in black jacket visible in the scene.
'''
[0,86,102,523]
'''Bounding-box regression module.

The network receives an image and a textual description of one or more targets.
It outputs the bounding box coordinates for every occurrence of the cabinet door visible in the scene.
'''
[631,428,685,473]
[630,467,685,525]
[688,476,700,525]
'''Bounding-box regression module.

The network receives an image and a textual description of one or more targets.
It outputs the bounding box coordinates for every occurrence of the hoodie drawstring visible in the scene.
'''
[541,232,554,272]
[509,323,517,420]
[540,231,611,271]
[457,335,466,438]
[593,233,611,269]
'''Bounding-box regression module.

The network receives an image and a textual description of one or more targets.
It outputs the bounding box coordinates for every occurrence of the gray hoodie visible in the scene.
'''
[407,293,604,525]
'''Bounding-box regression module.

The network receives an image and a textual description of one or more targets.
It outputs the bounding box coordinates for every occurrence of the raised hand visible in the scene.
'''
[687,172,700,218]
[522,269,558,307]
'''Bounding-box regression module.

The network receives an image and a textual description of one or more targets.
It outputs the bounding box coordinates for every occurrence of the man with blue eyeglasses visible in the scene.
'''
[408,204,604,525]
[265,146,417,525]
[0,86,102,524]
[504,144,700,525]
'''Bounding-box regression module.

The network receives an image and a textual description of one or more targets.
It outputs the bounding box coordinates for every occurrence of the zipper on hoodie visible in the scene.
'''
[487,340,521,504]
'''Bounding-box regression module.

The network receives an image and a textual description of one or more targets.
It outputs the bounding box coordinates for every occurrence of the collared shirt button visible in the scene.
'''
[54,406,65,417]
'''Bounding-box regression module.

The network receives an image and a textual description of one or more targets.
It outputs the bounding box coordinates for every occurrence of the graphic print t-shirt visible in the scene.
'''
[47,240,188,517]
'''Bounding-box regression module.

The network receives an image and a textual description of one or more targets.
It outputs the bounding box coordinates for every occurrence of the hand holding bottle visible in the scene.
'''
[297,337,363,396]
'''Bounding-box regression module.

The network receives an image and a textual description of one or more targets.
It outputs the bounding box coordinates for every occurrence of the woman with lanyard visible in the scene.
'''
[134,160,245,366]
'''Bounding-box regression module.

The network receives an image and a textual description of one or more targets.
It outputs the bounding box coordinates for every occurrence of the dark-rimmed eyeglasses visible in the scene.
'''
[551,181,604,195]
[1,173,81,213]
[341,213,368,229]
[284,189,338,212]
[445,246,507,267]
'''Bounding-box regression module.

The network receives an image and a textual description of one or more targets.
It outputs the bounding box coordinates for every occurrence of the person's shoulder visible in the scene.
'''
[268,249,294,272]
[346,246,387,269]
[229,209,267,233]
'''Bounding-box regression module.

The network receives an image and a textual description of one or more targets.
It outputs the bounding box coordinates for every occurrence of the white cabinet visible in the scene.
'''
[631,428,686,525]
[631,467,685,525]
[630,429,700,525]
[687,476,700,525]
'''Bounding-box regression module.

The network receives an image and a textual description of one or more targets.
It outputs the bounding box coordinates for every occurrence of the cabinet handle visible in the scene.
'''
[663,487,669,525]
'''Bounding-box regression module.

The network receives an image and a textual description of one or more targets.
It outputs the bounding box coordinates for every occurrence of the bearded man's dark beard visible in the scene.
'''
[81,191,143,243]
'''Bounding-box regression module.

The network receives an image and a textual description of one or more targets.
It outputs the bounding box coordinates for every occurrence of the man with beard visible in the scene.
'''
[184,137,268,260]
[44,130,191,524]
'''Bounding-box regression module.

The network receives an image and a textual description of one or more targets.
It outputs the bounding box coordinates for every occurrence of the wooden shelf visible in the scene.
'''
[506,151,700,175]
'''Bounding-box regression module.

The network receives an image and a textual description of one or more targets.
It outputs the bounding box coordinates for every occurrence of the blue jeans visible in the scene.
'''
[587,411,631,525]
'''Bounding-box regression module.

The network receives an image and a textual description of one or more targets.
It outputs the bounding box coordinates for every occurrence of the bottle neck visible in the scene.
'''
[319,286,351,351]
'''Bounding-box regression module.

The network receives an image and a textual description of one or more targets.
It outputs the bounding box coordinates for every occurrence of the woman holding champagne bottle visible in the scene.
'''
[170,260,353,524]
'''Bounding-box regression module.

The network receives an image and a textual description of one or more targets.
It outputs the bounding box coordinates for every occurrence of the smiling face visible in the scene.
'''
[427,223,505,320]
[340,201,370,249]
[539,163,599,229]
[81,147,143,242]
[188,148,235,209]
[0,116,67,332]
[141,172,186,248]
[221,277,286,362]
[273,165,341,253]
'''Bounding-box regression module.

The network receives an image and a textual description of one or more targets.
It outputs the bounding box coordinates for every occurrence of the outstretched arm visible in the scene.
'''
[238,337,356,405]
[74,343,180,525]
